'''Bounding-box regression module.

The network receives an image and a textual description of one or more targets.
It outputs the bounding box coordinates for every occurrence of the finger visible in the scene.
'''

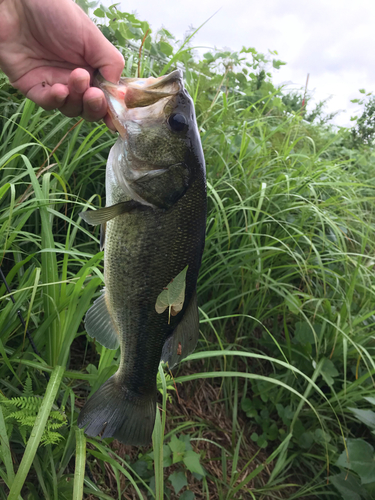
[57,68,90,117]
[24,82,69,110]
[83,23,124,83]
[81,86,107,122]
[103,114,118,132]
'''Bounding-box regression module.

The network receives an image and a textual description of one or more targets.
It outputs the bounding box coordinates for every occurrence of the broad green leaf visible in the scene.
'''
[159,41,174,57]
[179,490,195,500]
[168,471,187,495]
[285,294,301,315]
[293,321,314,345]
[298,431,314,449]
[183,450,205,476]
[336,439,375,484]
[163,444,172,467]
[348,408,375,429]
[330,471,363,500]
[314,428,331,444]
[169,435,186,464]
[178,434,192,451]
[93,8,105,18]
[241,398,252,413]
[320,358,339,386]
[155,266,188,323]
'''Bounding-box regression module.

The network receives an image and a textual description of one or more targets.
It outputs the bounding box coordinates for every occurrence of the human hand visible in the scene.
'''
[0,0,124,129]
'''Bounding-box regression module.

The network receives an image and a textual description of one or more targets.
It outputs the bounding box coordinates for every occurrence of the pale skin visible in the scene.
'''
[0,0,124,129]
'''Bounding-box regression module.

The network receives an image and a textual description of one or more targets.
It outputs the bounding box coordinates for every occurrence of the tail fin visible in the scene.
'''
[77,375,156,446]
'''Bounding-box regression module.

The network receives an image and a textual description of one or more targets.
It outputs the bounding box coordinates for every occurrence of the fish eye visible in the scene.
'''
[168,113,188,132]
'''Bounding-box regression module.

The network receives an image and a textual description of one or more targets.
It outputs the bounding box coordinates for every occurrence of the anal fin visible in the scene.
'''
[161,290,199,369]
[85,292,120,350]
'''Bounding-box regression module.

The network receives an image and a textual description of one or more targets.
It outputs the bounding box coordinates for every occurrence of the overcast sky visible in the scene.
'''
[101,0,375,127]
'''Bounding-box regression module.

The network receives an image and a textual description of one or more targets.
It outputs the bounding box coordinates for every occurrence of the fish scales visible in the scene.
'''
[106,176,206,391]
[77,70,206,445]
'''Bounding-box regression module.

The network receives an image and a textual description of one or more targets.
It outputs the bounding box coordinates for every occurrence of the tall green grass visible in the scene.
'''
[1,9,375,499]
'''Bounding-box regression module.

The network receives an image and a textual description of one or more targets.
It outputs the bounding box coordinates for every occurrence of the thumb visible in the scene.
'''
[83,20,124,83]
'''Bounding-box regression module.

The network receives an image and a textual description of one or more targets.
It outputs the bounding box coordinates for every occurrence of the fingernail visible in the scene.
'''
[88,97,103,112]
[73,77,88,93]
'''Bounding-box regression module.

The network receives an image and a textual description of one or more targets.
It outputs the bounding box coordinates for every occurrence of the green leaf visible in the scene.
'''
[180,491,195,500]
[314,428,331,444]
[93,8,105,18]
[359,89,366,94]
[320,357,339,386]
[159,41,174,57]
[163,444,172,467]
[241,398,252,412]
[298,431,314,449]
[272,59,286,69]
[169,435,186,464]
[257,434,268,448]
[294,321,315,345]
[183,450,205,476]
[168,471,187,495]
[330,471,364,500]
[336,439,375,484]
[132,460,149,478]
[179,434,192,451]
[285,294,301,315]
[203,52,215,62]
[155,266,188,323]
[348,408,375,429]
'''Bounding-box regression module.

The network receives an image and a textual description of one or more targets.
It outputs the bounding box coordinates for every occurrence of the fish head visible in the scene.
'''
[95,70,204,205]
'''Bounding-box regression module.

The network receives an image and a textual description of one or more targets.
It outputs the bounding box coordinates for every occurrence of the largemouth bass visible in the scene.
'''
[77,70,206,446]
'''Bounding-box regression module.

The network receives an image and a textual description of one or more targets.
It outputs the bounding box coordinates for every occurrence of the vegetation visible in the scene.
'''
[1,3,375,499]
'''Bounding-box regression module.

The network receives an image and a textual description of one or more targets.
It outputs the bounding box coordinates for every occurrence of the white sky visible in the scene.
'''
[101,0,375,127]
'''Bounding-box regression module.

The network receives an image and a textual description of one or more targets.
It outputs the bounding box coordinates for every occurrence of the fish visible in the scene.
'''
[77,69,207,446]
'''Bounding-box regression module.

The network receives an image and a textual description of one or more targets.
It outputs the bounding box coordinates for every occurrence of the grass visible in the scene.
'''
[1,9,375,500]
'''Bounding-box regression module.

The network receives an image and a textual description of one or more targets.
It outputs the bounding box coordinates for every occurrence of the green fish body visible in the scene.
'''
[77,70,206,445]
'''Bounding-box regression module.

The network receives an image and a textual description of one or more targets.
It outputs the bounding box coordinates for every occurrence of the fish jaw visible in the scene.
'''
[94,70,183,138]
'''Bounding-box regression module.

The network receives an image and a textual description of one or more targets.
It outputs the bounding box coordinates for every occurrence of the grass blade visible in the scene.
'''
[7,365,64,500]
[73,428,86,500]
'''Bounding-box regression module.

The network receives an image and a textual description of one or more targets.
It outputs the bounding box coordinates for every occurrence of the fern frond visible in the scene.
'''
[40,431,64,446]
[23,374,33,397]
[6,396,42,411]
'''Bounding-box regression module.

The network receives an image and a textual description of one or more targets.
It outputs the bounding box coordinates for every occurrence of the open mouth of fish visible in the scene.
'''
[94,70,183,138]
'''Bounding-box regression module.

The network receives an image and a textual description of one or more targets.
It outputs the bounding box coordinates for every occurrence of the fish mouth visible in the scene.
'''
[94,70,183,138]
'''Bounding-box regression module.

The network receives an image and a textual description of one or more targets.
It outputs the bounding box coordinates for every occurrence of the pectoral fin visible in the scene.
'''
[161,290,199,369]
[85,292,120,350]
[80,200,141,226]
